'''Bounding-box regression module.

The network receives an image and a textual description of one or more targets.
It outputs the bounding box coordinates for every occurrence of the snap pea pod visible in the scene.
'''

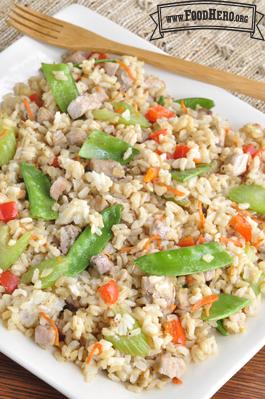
[251,273,265,295]
[157,96,165,106]
[105,321,150,356]
[66,204,123,276]
[92,109,118,123]
[21,256,69,289]
[228,184,265,214]
[21,163,58,221]
[171,164,212,182]
[204,294,249,321]
[79,130,139,165]
[135,242,232,276]
[216,320,229,336]
[41,63,79,113]
[175,97,215,110]
[0,124,16,167]
[0,225,31,270]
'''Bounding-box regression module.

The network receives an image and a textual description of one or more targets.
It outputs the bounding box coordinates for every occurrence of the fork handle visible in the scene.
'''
[88,40,265,101]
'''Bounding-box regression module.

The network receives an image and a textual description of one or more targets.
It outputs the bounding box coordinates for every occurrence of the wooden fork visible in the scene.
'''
[8,4,265,102]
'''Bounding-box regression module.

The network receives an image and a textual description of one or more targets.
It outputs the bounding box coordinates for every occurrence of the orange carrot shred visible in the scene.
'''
[154,180,185,196]
[39,311,59,347]
[144,167,159,183]
[86,342,103,365]
[23,98,35,121]
[120,246,135,253]
[178,236,195,247]
[198,200,205,230]
[180,100,188,114]
[143,235,161,252]
[193,158,202,164]
[253,238,263,249]
[186,275,196,285]
[191,294,219,312]
[220,236,243,248]
[172,377,183,385]
[117,61,136,81]
[197,235,206,244]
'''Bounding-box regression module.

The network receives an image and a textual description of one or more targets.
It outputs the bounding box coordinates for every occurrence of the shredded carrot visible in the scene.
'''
[178,236,195,247]
[198,201,205,230]
[191,294,219,312]
[186,275,196,285]
[164,319,186,345]
[253,238,263,249]
[220,236,243,248]
[86,342,103,365]
[197,235,206,244]
[230,213,252,242]
[154,180,185,197]
[143,235,161,252]
[39,311,59,346]
[31,234,38,241]
[172,377,183,385]
[117,61,136,81]
[193,158,202,164]
[180,100,188,114]
[169,304,177,312]
[120,246,135,253]
[23,98,35,121]
[144,167,159,183]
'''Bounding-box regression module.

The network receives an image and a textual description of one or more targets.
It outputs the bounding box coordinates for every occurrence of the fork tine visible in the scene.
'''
[11,5,61,34]
[14,4,64,29]
[8,16,58,44]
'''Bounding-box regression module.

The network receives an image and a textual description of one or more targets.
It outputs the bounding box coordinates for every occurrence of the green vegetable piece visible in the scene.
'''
[79,130,139,165]
[21,256,69,289]
[251,273,265,295]
[0,225,31,270]
[163,196,191,208]
[94,59,117,64]
[157,96,165,106]
[171,164,211,182]
[66,204,123,276]
[113,102,150,128]
[41,63,79,113]
[216,320,229,336]
[105,321,150,356]
[204,294,249,321]
[0,124,16,167]
[135,242,232,276]
[21,162,58,221]
[175,97,215,110]
[228,184,265,215]
[92,108,118,123]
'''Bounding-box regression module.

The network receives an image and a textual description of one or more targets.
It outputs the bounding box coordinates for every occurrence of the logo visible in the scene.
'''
[150,1,264,41]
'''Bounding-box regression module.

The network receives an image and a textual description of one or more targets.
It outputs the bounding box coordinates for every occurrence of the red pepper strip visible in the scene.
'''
[148,129,168,143]
[145,105,175,123]
[0,271,19,294]
[98,280,119,305]
[29,93,43,107]
[0,201,18,222]
[164,319,186,345]
[178,236,195,247]
[173,144,190,159]
[229,214,252,242]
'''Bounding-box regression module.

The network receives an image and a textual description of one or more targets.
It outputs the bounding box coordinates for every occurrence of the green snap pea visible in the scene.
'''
[171,164,212,182]
[41,63,79,113]
[79,130,139,165]
[0,225,31,270]
[204,293,249,321]
[175,97,215,110]
[21,163,58,221]
[135,242,232,276]
[216,320,229,336]
[0,124,16,167]
[157,96,165,106]
[228,184,265,214]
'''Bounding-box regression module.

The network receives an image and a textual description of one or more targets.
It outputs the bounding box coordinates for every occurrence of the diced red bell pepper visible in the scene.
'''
[51,157,60,168]
[243,144,258,158]
[148,129,168,143]
[145,105,175,123]
[29,93,43,108]
[98,279,119,305]
[0,201,18,222]
[156,150,172,160]
[0,271,19,294]
[178,236,195,247]
[173,144,190,159]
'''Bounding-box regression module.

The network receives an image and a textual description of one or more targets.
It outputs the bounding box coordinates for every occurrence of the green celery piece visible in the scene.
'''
[92,108,118,123]
[79,130,139,165]
[204,294,249,321]
[135,242,232,276]
[41,63,79,113]
[0,225,31,270]
[228,184,265,214]
[175,97,215,110]
[105,322,150,356]
[0,124,16,167]
[21,256,69,289]
[216,320,229,336]
[94,59,117,64]
[171,164,211,182]
[66,204,123,276]
[21,163,58,221]
[157,96,165,106]
[113,102,150,128]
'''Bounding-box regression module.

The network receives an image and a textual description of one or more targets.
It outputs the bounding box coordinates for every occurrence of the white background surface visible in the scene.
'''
[0,4,264,399]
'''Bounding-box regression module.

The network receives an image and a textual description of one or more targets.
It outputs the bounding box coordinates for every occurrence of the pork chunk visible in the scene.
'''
[50,176,71,201]
[224,152,249,176]
[90,254,113,274]
[150,220,170,239]
[35,325,56,348]
[159,353,186,379]
[66,127,87,146]
[104,62,119,76]
[67,91,107,120]
[142,276,175,309]
[116,69,133,91]
[59,224,80,255]
[37,107,54,124]
[64,51,89,64]
[89,159,125,178]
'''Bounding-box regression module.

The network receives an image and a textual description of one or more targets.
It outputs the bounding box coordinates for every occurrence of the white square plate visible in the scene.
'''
[0,4,264,399]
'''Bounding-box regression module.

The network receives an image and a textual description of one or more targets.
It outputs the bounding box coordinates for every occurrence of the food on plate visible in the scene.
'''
[0,50,264,392]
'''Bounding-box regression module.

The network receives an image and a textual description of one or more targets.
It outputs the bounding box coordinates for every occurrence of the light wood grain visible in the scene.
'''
[0,348,264,399]
[8,4,265,102]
